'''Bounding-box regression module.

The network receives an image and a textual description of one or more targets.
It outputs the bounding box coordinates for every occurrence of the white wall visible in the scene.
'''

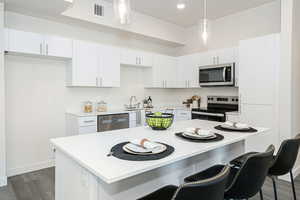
[0,2,7,186]
[177,0,281,56]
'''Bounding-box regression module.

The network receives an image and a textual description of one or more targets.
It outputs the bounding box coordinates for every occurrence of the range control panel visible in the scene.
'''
[207,96,239,105]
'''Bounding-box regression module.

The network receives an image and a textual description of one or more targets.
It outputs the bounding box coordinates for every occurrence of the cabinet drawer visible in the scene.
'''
[78,116,97,127]
[78,126,97,134]
[176,110,191,117]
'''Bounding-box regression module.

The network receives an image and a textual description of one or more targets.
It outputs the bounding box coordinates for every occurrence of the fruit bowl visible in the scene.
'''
[146,112,174,130]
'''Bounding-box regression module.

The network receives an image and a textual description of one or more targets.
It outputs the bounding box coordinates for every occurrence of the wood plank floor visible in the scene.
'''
[0,167,299,200]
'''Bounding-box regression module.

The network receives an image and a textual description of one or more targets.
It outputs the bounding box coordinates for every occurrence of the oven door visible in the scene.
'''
[199,64,235,87]
[192,111,226,122]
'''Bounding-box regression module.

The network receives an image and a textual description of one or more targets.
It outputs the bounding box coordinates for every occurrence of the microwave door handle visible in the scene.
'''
[223,68,226,82]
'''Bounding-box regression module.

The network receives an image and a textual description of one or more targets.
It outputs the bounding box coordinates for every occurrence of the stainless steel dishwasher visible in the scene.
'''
[97,113,129,132]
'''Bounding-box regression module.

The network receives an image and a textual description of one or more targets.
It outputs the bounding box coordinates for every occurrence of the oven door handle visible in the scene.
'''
[192,111,225,117]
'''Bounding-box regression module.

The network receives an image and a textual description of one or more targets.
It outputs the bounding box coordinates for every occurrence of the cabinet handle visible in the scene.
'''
[40,43,42,54]
[96,77,98,87]
[136,57,138,65]
[84,120,96,123]
[139,57,142,65]
[100,78,103,87]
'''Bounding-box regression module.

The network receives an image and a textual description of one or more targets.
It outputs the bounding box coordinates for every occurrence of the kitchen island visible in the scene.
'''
[51,120,269,200]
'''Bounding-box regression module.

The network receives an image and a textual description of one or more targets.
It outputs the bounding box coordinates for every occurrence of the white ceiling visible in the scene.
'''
[107,0,276,27]
[5,0,276,27]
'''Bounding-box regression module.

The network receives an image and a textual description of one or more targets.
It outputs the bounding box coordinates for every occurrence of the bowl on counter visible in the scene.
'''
[146,112,174,130]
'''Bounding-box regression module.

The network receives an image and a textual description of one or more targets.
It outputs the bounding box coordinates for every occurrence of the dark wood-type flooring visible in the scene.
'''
[0,167,299,200]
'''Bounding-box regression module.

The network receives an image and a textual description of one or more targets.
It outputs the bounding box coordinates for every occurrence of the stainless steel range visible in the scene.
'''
[192,96,239,122]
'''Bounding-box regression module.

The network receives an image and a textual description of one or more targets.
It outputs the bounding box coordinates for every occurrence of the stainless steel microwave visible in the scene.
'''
[199,63,235,87]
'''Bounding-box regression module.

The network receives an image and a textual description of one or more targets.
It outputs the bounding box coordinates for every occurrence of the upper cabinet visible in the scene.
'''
[144,55,178,88]
[66,40,120,88]
[5,29,72,59]
[121,49,153,67]
[5,29,44,55]
[198,47,238,67]
[44,35,73,58]
[177,54,200,88]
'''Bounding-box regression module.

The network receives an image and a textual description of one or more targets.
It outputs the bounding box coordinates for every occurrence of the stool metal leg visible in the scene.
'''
[259,189,264,200]
[290,170,297,200]
[271,177,278,200]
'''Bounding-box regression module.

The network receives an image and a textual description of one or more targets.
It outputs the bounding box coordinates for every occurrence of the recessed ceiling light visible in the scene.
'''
[177,3,186,10]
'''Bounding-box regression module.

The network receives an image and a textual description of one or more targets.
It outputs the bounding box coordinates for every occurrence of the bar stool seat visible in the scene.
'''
[184,145,275,200]
[137,165,230,200]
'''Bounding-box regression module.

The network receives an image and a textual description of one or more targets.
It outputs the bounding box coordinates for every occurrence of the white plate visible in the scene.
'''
[182,133,217,140]
[183,131,216,139]
[220,124,251,131]
[123,143,167,155]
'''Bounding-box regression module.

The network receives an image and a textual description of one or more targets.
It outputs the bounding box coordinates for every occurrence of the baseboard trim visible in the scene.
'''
[0,176,7,187]
[7,160,54,177]
[278,165,300,182]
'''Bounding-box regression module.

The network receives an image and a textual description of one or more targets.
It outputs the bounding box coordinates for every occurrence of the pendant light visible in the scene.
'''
[201,0,209,45]
[114,0,131,25]
[177,0,186,10]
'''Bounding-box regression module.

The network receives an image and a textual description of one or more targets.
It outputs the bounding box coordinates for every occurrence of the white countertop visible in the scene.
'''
[51,120,268,184]
[66,110,134,117]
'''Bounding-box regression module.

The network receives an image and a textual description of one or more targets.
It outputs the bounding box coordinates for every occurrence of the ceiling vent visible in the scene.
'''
[94,4,104,17]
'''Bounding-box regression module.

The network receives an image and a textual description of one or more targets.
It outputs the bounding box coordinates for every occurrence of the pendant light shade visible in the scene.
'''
[200,0,209,45]
[114,0,131,25]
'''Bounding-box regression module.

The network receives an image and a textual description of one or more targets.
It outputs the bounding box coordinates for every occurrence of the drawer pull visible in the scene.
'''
[84,120,96,123]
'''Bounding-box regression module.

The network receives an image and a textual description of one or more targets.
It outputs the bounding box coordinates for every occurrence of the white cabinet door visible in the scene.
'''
[121,49,153,67]
[239,34,280,105]
[217,47,238,64]
[241,104,278,152]
[139,52,153,67]
[178,54,200,88]
[44,35,73,58]
[100,45,120,87]
[72,40,98,87]
[152,55,177,88]
[121,49,138,66]
[6,29,43,55]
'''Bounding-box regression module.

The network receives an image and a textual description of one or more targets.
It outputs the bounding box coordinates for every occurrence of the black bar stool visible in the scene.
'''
[268,134,300,200]
[231,134,300,200]
[137,165,230,200]
[184,145,275,200]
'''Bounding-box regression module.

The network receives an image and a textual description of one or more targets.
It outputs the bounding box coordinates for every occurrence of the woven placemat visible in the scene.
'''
[110,142,175,161]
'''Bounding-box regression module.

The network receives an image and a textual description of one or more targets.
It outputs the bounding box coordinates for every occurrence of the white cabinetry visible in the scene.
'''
[66,40,120,87]
[197,47,238,66]
[121,49,153,67]
[5,29,72,58]
[145,54,178,88]
[44,35,73,58]
[239,34,280,152]
[177,54,200,88]
[174,110,191,121]
[66,114,97,136]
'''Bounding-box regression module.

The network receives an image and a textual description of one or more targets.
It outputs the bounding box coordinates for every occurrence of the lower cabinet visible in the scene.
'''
[55,151,98,200]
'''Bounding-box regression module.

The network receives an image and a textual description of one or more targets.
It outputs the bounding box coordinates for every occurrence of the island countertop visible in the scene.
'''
[50,120,268,184]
